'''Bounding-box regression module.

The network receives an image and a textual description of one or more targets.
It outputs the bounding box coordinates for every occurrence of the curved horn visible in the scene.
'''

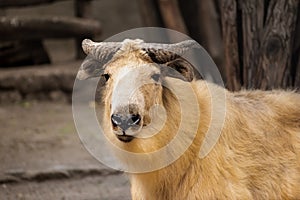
[141,40,199,55]
[82,39,122,60]
[140,40,199,63]
[77,39,122,80]
[77,39,199,80]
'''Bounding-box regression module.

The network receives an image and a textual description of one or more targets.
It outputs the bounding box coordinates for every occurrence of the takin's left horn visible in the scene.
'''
[140,40,199,63]
[141,40,198,55]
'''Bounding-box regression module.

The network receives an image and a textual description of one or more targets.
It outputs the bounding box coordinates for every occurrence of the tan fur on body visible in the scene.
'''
[127,83,300,200]
[89,40,300,199]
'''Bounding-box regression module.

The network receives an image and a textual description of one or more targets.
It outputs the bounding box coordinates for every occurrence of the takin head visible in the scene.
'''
[77,39,200,144]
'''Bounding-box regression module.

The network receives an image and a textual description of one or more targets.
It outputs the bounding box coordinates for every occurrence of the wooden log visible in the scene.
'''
[0,16,101,41]
[255,0,298,89]
[0,40,50,67]
[0,0,68,8]
[157,0,188,34]
[220,0,241,91]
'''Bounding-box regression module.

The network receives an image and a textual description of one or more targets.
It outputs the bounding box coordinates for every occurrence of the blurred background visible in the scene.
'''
[0,0,299,199]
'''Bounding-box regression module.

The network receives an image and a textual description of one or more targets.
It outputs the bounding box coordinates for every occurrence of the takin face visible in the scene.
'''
[104,59,164,143]
[77,39,199,145]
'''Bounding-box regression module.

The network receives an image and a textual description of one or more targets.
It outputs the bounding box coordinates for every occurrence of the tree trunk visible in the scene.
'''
[179,0,224,82]
[137,0,164,27]
[138,0,300,91]
[74,0,93,59]
[254,0,298,90]
[220,0,241,91]
[293,2,300,89]
[157,0,188,34]
[220,0,299,90]
[239,0,264,88]
[295,59,300,89]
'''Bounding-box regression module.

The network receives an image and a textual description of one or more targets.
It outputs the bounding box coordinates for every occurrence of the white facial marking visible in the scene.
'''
[111,66,144,115]
[110,64,161,137]
[111,64,159,115]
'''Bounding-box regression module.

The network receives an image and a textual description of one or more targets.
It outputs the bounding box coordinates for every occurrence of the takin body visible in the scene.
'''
[78,39,300,199]
[129,82,300,200]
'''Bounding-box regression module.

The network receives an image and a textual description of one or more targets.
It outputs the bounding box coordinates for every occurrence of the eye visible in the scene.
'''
[102,74,110,82]
[151,73,160,82]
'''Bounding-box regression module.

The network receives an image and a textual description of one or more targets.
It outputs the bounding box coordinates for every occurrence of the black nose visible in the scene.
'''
[111,114,141,131]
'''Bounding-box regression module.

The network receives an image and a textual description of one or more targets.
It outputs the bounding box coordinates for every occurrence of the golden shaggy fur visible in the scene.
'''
[127,82,300,200]
[95,41,300,199]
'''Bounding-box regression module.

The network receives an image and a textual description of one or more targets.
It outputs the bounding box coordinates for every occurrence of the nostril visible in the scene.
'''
[111,114,122,127]
[111,113,141,131]
[129,114,141,125]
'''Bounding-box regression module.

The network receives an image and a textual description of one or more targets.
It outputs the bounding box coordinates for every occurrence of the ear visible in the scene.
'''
[77,56,104,80]
[162,58,194,82]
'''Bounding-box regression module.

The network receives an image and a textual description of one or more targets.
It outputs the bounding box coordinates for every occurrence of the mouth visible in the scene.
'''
[116,132,135,143]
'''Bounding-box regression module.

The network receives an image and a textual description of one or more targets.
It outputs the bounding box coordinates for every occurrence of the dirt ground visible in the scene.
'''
[0,102,131,200]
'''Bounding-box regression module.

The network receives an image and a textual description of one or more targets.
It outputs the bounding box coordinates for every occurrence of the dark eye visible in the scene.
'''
[102,74,110,82]
[151,73,160,82]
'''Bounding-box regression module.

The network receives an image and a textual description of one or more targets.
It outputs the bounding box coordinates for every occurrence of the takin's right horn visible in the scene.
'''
[77,39,122,80]
[81,39,122,60]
